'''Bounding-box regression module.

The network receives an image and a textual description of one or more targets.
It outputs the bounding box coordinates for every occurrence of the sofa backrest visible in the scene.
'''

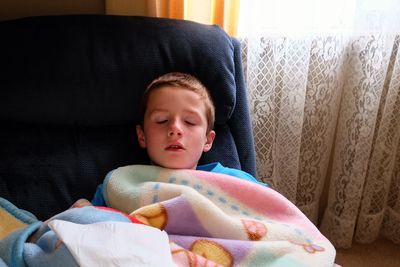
[0,15,256,220]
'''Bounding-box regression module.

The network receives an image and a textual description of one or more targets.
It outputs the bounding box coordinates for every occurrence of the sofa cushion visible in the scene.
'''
[0,15,251,220]
[0,15,236,126]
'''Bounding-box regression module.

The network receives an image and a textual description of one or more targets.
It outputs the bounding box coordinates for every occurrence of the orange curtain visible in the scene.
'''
[105,0,240,36]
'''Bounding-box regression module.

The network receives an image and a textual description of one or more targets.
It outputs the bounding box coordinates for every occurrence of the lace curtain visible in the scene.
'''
[239,0,400,248]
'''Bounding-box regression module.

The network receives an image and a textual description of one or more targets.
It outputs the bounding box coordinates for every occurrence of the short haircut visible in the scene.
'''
[139,72,215,132]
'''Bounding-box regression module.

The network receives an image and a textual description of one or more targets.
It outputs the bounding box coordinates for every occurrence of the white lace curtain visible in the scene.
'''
[239,0,400,248]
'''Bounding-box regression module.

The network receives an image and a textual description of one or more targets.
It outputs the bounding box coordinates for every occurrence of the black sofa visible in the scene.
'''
[0,15,256,220]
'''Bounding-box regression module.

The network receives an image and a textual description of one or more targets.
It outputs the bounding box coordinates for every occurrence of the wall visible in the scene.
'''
[0,0,152,21]
[105,0,147,16]
[0,0,106,21]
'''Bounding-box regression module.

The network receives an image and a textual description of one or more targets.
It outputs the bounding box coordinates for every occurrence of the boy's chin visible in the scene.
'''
[150,161,196,170]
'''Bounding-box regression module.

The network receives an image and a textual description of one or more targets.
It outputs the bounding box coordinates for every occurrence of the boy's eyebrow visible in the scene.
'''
[182,109,203,116]
[148,108,168,113]
[146,109,170,116]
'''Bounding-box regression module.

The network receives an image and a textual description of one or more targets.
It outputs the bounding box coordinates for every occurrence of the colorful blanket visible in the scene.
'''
[0,165,336,266]
[104,165,336,266]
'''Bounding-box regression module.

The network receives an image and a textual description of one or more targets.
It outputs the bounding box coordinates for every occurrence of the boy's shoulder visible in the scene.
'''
[197,162,267,187]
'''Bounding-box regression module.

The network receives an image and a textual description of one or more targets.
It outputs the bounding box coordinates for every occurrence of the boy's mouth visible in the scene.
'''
[166,143,184,150]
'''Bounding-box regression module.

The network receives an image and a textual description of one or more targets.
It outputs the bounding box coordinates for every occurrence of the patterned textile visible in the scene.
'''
[0,165,337,266]
[104,165,336,266]
[240,34,400,248]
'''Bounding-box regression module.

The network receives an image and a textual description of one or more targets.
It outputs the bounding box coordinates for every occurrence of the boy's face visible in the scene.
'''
[136,86,215,169]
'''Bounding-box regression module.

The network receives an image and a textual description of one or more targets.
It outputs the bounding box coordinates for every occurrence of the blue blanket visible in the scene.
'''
[0,198,138,267]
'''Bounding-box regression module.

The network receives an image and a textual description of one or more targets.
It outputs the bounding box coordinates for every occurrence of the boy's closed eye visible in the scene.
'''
[156,119,196,125]
[183,114,202,126]
[185,121,195,126]
[150,112,168,124]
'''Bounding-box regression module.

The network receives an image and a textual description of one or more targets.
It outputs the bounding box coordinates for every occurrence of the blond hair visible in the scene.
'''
[139,72,215,132]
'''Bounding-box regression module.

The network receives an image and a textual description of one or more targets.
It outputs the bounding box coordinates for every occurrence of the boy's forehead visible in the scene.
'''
[147,86,202,103]
[145,88,207,115]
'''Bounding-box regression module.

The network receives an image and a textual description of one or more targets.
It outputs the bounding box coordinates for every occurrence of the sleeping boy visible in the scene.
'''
[24,72,267,262]
[28,72,267,242]
[91,72,266,206]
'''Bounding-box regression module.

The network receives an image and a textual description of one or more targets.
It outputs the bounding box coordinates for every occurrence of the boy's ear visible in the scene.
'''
[136,125,147,148]
[203,130,216,152]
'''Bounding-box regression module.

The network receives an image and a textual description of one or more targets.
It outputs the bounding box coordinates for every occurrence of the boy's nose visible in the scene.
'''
[168,128,182,137]
[168,121,183,137]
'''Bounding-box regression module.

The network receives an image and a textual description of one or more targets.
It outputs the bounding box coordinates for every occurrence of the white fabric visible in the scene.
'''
[238,0,400,36]
[238,0,400,248]
[240,34,400,248]
[48,220,174,267]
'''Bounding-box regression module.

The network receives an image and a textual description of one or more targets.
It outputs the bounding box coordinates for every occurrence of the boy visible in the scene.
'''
[92,72,266,205]
[28,72,265,249]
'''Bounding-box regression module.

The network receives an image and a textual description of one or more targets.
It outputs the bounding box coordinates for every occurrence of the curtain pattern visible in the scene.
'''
[240,34,400,248]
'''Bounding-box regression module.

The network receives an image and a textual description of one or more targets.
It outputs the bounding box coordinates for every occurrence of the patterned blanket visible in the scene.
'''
[0,165,336,266]
[104,165,336,266]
